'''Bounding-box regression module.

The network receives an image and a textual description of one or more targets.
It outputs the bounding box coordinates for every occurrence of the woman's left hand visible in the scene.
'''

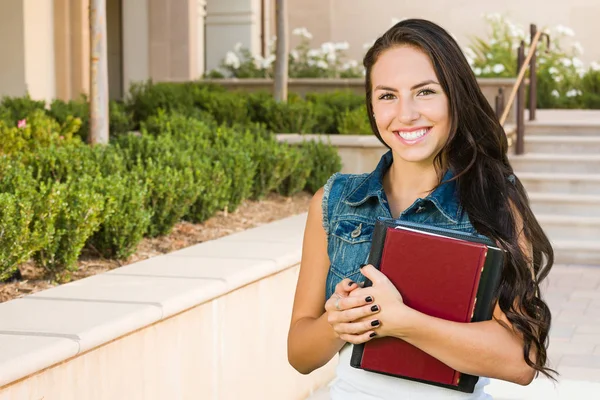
[347,264,414,339]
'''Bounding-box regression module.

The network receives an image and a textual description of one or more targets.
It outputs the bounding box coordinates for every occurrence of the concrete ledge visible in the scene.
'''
[0,213,334,399]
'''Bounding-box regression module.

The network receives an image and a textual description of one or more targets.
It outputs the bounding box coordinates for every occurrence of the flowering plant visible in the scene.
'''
[207,27,363,79]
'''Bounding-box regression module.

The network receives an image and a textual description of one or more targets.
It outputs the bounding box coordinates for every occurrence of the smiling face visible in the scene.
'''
[370,45,451,167]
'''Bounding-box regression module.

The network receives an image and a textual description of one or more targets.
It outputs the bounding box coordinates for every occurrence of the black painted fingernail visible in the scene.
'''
[371,305,379,312]
[365,296,373,303]
[369,332,377,338]
[348,281,355,287]
[360,263,367,268]
[371,319,380,327]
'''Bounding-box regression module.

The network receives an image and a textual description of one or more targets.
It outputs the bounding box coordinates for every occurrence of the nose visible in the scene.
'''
[396,97,420,124]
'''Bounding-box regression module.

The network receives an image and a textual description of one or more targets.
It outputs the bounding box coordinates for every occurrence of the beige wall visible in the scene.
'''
[288,0,600,66]
[0,0,27,97]
[23,0,56,103]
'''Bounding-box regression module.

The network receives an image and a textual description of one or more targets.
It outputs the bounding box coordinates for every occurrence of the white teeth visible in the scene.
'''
[397,128,428,140]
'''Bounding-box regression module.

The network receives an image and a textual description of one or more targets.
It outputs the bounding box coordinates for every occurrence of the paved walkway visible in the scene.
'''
[307,263,600,399]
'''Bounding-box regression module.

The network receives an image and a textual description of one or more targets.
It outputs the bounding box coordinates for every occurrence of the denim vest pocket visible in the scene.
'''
[326,219,374,298]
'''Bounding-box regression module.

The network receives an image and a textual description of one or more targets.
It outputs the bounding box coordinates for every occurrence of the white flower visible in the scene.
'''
[489,38,497,45]
[555,24,575,37]
[551,90,560,98]
[561,58,572,67]
[572,57,584,69]
[224,51,240,69]
[307,49,321,58]
[486,53,493,59]
[334,42,350,51]
[566,89,581,98]
[483,65,491,74]
[261,54,276,68]
[591,61,600,71]
[307,59,316,67]
[327,52,337,63]
[342,60,359,70]
[316,60,329,69]
[573,42,584,55]
[492,64,505,74]
[473,67,482,76]
[234,42,243,52]
[539,57,547,64]
[555,75,563,82]
[292,27,313,39]
[290,50,299,60]
[548,67,559,75]
[321,42,336,54]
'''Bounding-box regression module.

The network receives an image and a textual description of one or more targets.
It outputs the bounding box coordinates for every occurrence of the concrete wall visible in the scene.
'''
[287,0,600,66]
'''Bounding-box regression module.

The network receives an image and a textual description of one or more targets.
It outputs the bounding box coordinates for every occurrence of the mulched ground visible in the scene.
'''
[0,192,312,303]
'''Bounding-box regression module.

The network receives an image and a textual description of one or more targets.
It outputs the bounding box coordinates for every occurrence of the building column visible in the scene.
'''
[146,0,202,82]
[122,0,150,92]
[205,0,263,72]
[0,0,57,102]
[54,0,90,101]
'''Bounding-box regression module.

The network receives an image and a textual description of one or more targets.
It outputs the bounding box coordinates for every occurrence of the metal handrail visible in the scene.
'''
[499,29,549,125]
[497,24,550,155]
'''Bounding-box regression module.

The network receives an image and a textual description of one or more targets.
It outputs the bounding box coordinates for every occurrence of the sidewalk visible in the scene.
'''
[308,263,600,399]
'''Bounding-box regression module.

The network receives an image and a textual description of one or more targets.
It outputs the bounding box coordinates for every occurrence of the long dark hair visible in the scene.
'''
[364,19,556,379]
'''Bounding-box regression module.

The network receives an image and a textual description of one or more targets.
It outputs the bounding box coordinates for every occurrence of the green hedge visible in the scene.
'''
[0,110,342,282]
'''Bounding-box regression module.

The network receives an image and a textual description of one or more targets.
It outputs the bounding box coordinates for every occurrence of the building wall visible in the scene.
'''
[287,0,600,67]
[0,0,27,98]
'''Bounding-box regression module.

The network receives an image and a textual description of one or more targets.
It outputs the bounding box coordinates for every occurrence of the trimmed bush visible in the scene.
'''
[34,176,106,277]
[0,95,46,123]
[0,110,81,155]
[277,145,312,197]
[337,105,371,135]
[87,173,152,259]
[303,140,342,193]
[0,193,35,281]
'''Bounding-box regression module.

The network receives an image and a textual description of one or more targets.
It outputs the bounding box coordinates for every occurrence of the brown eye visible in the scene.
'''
[417,88,436,96]
[378,93,395,100]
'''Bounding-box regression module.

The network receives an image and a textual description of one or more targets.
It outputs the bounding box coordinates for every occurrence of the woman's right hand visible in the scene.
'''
[324,278,382,344]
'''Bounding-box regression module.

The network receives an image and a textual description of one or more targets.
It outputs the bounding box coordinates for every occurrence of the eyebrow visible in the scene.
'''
[374,80,440,92]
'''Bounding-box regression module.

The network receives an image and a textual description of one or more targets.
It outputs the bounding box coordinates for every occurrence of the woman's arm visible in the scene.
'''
[287,188,347,374]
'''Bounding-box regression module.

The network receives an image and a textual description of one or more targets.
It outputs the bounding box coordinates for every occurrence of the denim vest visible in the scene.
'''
[322,151,478,300]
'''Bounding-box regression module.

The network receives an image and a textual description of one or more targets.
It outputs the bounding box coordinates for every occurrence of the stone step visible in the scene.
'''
[529,192,600,217]
[538,214,600,242]
[551,240,600,265]
[510,154,600,174]
[519,173,600,195]
[525,123,600,136]
[524,136,600,154]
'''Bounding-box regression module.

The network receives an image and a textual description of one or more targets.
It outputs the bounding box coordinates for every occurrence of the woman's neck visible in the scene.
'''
[383,154,443,216]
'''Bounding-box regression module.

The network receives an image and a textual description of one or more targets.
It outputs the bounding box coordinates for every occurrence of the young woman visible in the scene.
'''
[287,19,555,399]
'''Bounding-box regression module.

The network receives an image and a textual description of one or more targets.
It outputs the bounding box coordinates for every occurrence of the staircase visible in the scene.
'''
[510,110,600,265]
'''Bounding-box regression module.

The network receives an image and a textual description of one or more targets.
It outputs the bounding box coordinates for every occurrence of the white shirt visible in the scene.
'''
[329,344,493,400]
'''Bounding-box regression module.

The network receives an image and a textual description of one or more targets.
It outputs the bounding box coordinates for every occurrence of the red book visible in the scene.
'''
[350,219,503,393]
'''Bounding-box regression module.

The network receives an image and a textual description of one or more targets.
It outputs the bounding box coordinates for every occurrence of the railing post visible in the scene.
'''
[529,24,537,121]
[495,87,505,119]
[516,41,526,155]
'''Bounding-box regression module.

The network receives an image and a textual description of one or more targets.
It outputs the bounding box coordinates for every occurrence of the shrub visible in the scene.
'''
[306,91,365,133]
[0,193,35,281]
[580,68,600,109]
[258,97,317,133]
[86,173,152,259]
[250,136,298,200]
[303,140,342,193]
[277,145,312,197]
[0,95,46,123]
[0,110,81,155]
[186,156,232,223]
[34,176,106,277]
[337,105,371,134]
[138,159,199,237]
[48,96,89,141]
